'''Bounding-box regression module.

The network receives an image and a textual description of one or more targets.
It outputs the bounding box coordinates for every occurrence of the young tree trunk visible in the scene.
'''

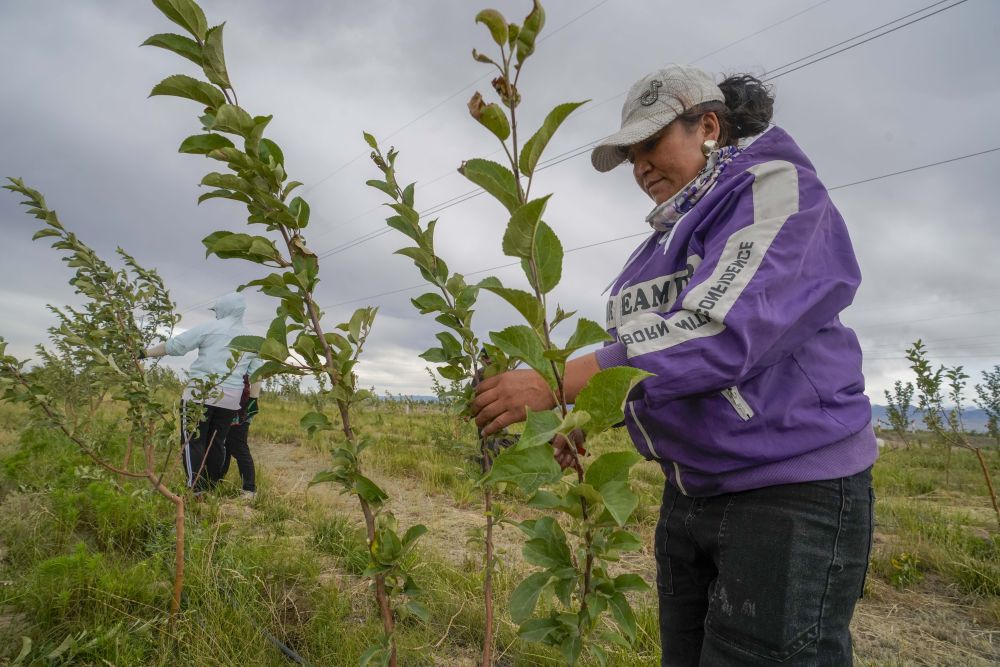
[481,484,495,667]
[359,497,397,667]
[971,448,1000,529]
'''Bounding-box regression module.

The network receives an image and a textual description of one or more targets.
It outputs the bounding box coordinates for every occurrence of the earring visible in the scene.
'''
[700,139,718,157]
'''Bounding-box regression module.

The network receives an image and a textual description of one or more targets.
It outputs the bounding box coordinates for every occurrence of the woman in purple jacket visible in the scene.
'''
[472,65,877,665]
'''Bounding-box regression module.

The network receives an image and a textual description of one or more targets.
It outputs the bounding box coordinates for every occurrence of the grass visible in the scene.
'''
[0,398,997,665]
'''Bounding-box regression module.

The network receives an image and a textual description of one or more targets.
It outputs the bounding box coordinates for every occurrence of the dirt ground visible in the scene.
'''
[253,440,1000,666]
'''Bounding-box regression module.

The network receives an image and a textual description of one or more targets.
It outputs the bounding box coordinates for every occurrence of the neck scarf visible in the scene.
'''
[645,143,742,233]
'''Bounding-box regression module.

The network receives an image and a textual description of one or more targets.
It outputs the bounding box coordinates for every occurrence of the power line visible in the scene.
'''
[765,0,968,81]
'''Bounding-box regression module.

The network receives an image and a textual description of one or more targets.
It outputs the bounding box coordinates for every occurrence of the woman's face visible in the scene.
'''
[628,113,719,205]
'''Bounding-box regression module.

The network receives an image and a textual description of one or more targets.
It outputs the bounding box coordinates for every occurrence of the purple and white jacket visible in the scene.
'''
[594,126,877,497]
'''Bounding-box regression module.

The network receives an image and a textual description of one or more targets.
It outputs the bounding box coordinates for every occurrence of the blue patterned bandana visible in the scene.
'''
[645,144,741,233]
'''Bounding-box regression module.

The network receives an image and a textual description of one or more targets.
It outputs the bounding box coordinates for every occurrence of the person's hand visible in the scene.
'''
[552,428,586,473]
[472,369,555,436]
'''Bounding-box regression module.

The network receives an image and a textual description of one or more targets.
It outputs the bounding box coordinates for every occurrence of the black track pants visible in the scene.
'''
[181,401,237,494]
[220,419,256,492]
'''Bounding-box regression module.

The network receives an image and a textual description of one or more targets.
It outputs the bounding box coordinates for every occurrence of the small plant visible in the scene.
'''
[882,380,915,448]
[888,551,923,589]
[974,365,1000,445]
[369,3,652,664]
[907,340,999,529]
[142,1,425,663]
[0,179,191,624]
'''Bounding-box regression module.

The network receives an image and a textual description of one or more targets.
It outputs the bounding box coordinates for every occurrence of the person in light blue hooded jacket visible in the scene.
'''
[143,292,263,496]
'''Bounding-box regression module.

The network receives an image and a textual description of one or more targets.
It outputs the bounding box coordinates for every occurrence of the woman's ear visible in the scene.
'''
[701,112,721,142]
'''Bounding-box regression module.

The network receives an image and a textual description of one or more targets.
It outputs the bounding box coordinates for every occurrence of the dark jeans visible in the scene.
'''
[220,419,255,492]
[181,401,236,494]
[656,468,874,666]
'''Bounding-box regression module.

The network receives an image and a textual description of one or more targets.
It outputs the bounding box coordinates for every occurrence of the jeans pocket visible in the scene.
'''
[704,485,841,661]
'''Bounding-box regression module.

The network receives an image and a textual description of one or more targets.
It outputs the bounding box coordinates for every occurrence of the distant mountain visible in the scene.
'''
[871,405,992,433]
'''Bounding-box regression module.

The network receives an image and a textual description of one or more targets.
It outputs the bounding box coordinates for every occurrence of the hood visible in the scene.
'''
[210,292,246,320]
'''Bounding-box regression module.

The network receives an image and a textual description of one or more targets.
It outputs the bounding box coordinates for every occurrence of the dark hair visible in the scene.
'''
[677,74,774,147]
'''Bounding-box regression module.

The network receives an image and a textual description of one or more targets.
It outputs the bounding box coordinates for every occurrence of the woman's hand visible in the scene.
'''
[472,369,555,436]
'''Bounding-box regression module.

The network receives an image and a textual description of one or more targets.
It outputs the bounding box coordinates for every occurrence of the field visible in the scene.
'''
[0,396,997,666]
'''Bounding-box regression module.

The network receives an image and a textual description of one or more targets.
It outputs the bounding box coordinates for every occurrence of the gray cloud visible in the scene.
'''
[2,0,998,402]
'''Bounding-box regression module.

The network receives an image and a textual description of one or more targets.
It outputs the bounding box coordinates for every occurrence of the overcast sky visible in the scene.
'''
[1,0,998,404]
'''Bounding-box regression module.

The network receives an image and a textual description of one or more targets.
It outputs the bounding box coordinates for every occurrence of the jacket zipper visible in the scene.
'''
[721,386,754,421]
[629,401,689,496]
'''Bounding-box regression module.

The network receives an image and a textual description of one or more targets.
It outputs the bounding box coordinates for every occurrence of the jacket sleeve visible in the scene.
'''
[164,322,210,357]
[595,159,861,402]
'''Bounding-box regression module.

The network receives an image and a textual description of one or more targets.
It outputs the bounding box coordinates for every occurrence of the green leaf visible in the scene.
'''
[485,442,561,494]
[403,600,430,622]
[613,573,650,593]
[229,335,263,353]
[529,220,562,294]
[518,408,561,449]
[517,617,560,643]
[141,32,203,66]
[152,0,208,41]
[259,138,284,166]
[457,158,520,213]
[149,74,225,109]
[468,92,510,141]
[479,280,543,328]
[600,480,638,527]
[202,23,232,89]
[198,189,251,205]
[363,131,378,149]
[401,524,428,548]
[178,133,234,154]
[573,367,653,435]
[489,325,556,390]
[475,9,508,45]
[355,475,388,506]
[519,101,587,176]
[509,571,552,624]
[410,292,449,314]
[300,411,333,435]
[607,529,643,554]
[609,592,637,643]
[200,172,252,193]
[31,228,62,241]
[515,0,546,63]
[584,450,643,491]
[522,518,572,569]
[289,197,310,229]
[502,196,549,259]
[564,317,610,353]
[560,634,583,666]
[259,337,288,362]
[366,179,396,199]
[212,104,254,138]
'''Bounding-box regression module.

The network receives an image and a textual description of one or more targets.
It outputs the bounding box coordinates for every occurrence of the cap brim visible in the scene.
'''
[590,110,679,172]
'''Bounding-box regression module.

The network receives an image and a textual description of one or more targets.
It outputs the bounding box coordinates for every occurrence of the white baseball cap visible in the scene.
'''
[591,64,724,173]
